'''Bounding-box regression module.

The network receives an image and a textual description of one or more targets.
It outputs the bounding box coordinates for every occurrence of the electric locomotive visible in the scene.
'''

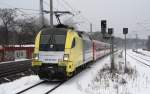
[32,27,93,80]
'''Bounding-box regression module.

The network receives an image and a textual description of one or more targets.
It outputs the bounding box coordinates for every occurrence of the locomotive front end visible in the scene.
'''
[32,27,82,80]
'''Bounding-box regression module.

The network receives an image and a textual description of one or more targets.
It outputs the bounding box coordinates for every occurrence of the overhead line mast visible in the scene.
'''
[40,0,53,27]
[50,0,53,27]
[40,0,44,27]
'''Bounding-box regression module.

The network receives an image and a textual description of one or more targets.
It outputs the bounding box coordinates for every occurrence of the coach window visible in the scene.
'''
[71,38,76,48]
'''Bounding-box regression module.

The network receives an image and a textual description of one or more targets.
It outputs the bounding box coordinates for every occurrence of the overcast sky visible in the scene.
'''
[0,0,150,39]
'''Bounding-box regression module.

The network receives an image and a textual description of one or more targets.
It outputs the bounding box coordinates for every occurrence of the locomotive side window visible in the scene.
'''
[71,38,76,48]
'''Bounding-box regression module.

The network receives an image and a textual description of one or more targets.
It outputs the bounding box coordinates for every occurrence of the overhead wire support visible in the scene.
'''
[43,0,92,29]
[60,0,93,31]
[56,0,68,11]
[40,0,44,27]
[0,1,38,18]
[54,11,73,24]
[50,0,53,27]
[15,8,39,12]
[61,0,76,13]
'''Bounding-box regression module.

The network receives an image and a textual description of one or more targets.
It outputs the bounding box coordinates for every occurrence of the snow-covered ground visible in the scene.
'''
[126,51,150,94]
[138,49,150,57]
[0,50,150,94]
[127,50,150,67]
[0,75,41,94]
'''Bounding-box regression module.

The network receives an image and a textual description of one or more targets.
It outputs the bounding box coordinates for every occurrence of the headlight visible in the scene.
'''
[63,54,69,61]
[33,53,39,60]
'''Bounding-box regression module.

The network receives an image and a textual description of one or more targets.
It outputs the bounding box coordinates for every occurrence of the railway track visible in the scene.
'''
[127,53,150,68]
[133,50,150,58]
[14,56,89,94]
[44,81,65,94]
[16,81,45,94]
[131,52,150,62]
[1,51,117,93]
[16,80,66,94]
[0,60,32,83]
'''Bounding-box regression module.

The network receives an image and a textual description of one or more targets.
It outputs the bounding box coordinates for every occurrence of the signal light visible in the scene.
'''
[101,20,107,35]
[63,54,69,61]
[108,28,113,35]
[123,28,128,35]
[101,20,107,29]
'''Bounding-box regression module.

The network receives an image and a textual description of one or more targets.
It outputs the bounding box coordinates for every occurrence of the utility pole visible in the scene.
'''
[50,0,53,27]
[136,34,138,52]
[123,28,128,72]
[90,23,92,33]
[108,28,114,72]
[125,34,127,69]
[40,0,44,27]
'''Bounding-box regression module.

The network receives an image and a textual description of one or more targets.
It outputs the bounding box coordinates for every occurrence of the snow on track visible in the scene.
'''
[128,50,150,66]
[131,50,150,61]
[0,75,41,94]
[126,50,150,94]
[138,49,150,57]
[21,82,59,94]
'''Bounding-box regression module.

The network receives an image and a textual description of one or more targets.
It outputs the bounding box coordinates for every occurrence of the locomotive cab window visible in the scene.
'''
[40,35,51,44]
[54,35,66,44]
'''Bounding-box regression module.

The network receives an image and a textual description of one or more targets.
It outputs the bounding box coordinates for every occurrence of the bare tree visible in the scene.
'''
[0,8,17,45]
[16,17,41,44]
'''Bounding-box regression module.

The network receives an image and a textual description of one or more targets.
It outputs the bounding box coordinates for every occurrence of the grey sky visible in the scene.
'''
[0,0,150,39]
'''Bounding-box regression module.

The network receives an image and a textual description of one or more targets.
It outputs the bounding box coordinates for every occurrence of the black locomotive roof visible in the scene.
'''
[41,27,67,35]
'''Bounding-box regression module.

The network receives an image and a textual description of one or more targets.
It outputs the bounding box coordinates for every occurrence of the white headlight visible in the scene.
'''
[63,54,69,61]
[33,53,39,60]
[34,56,39,60]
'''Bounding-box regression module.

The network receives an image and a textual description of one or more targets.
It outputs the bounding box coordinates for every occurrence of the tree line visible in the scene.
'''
[0,8,44,46]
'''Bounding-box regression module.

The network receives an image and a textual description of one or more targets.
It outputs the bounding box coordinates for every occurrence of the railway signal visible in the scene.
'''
[101,20,107,37]
[123,28,128,72]
[108,28,114,72]
[123,28,128,34]
[108,28,113,35]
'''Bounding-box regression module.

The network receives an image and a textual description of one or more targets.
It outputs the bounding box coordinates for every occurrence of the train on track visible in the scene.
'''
[32,26,112,80]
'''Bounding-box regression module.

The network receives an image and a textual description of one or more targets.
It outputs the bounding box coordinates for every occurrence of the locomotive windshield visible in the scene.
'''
[40,35,51,44]
[39,28,67,51]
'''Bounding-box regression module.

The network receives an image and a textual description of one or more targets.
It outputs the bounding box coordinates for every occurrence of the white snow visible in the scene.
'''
[0,50,150,94]
[0,59,30,64]
[0,75,41,94]
[51,56,111,94]
[138,49,150,57]
[125,50,150,94]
